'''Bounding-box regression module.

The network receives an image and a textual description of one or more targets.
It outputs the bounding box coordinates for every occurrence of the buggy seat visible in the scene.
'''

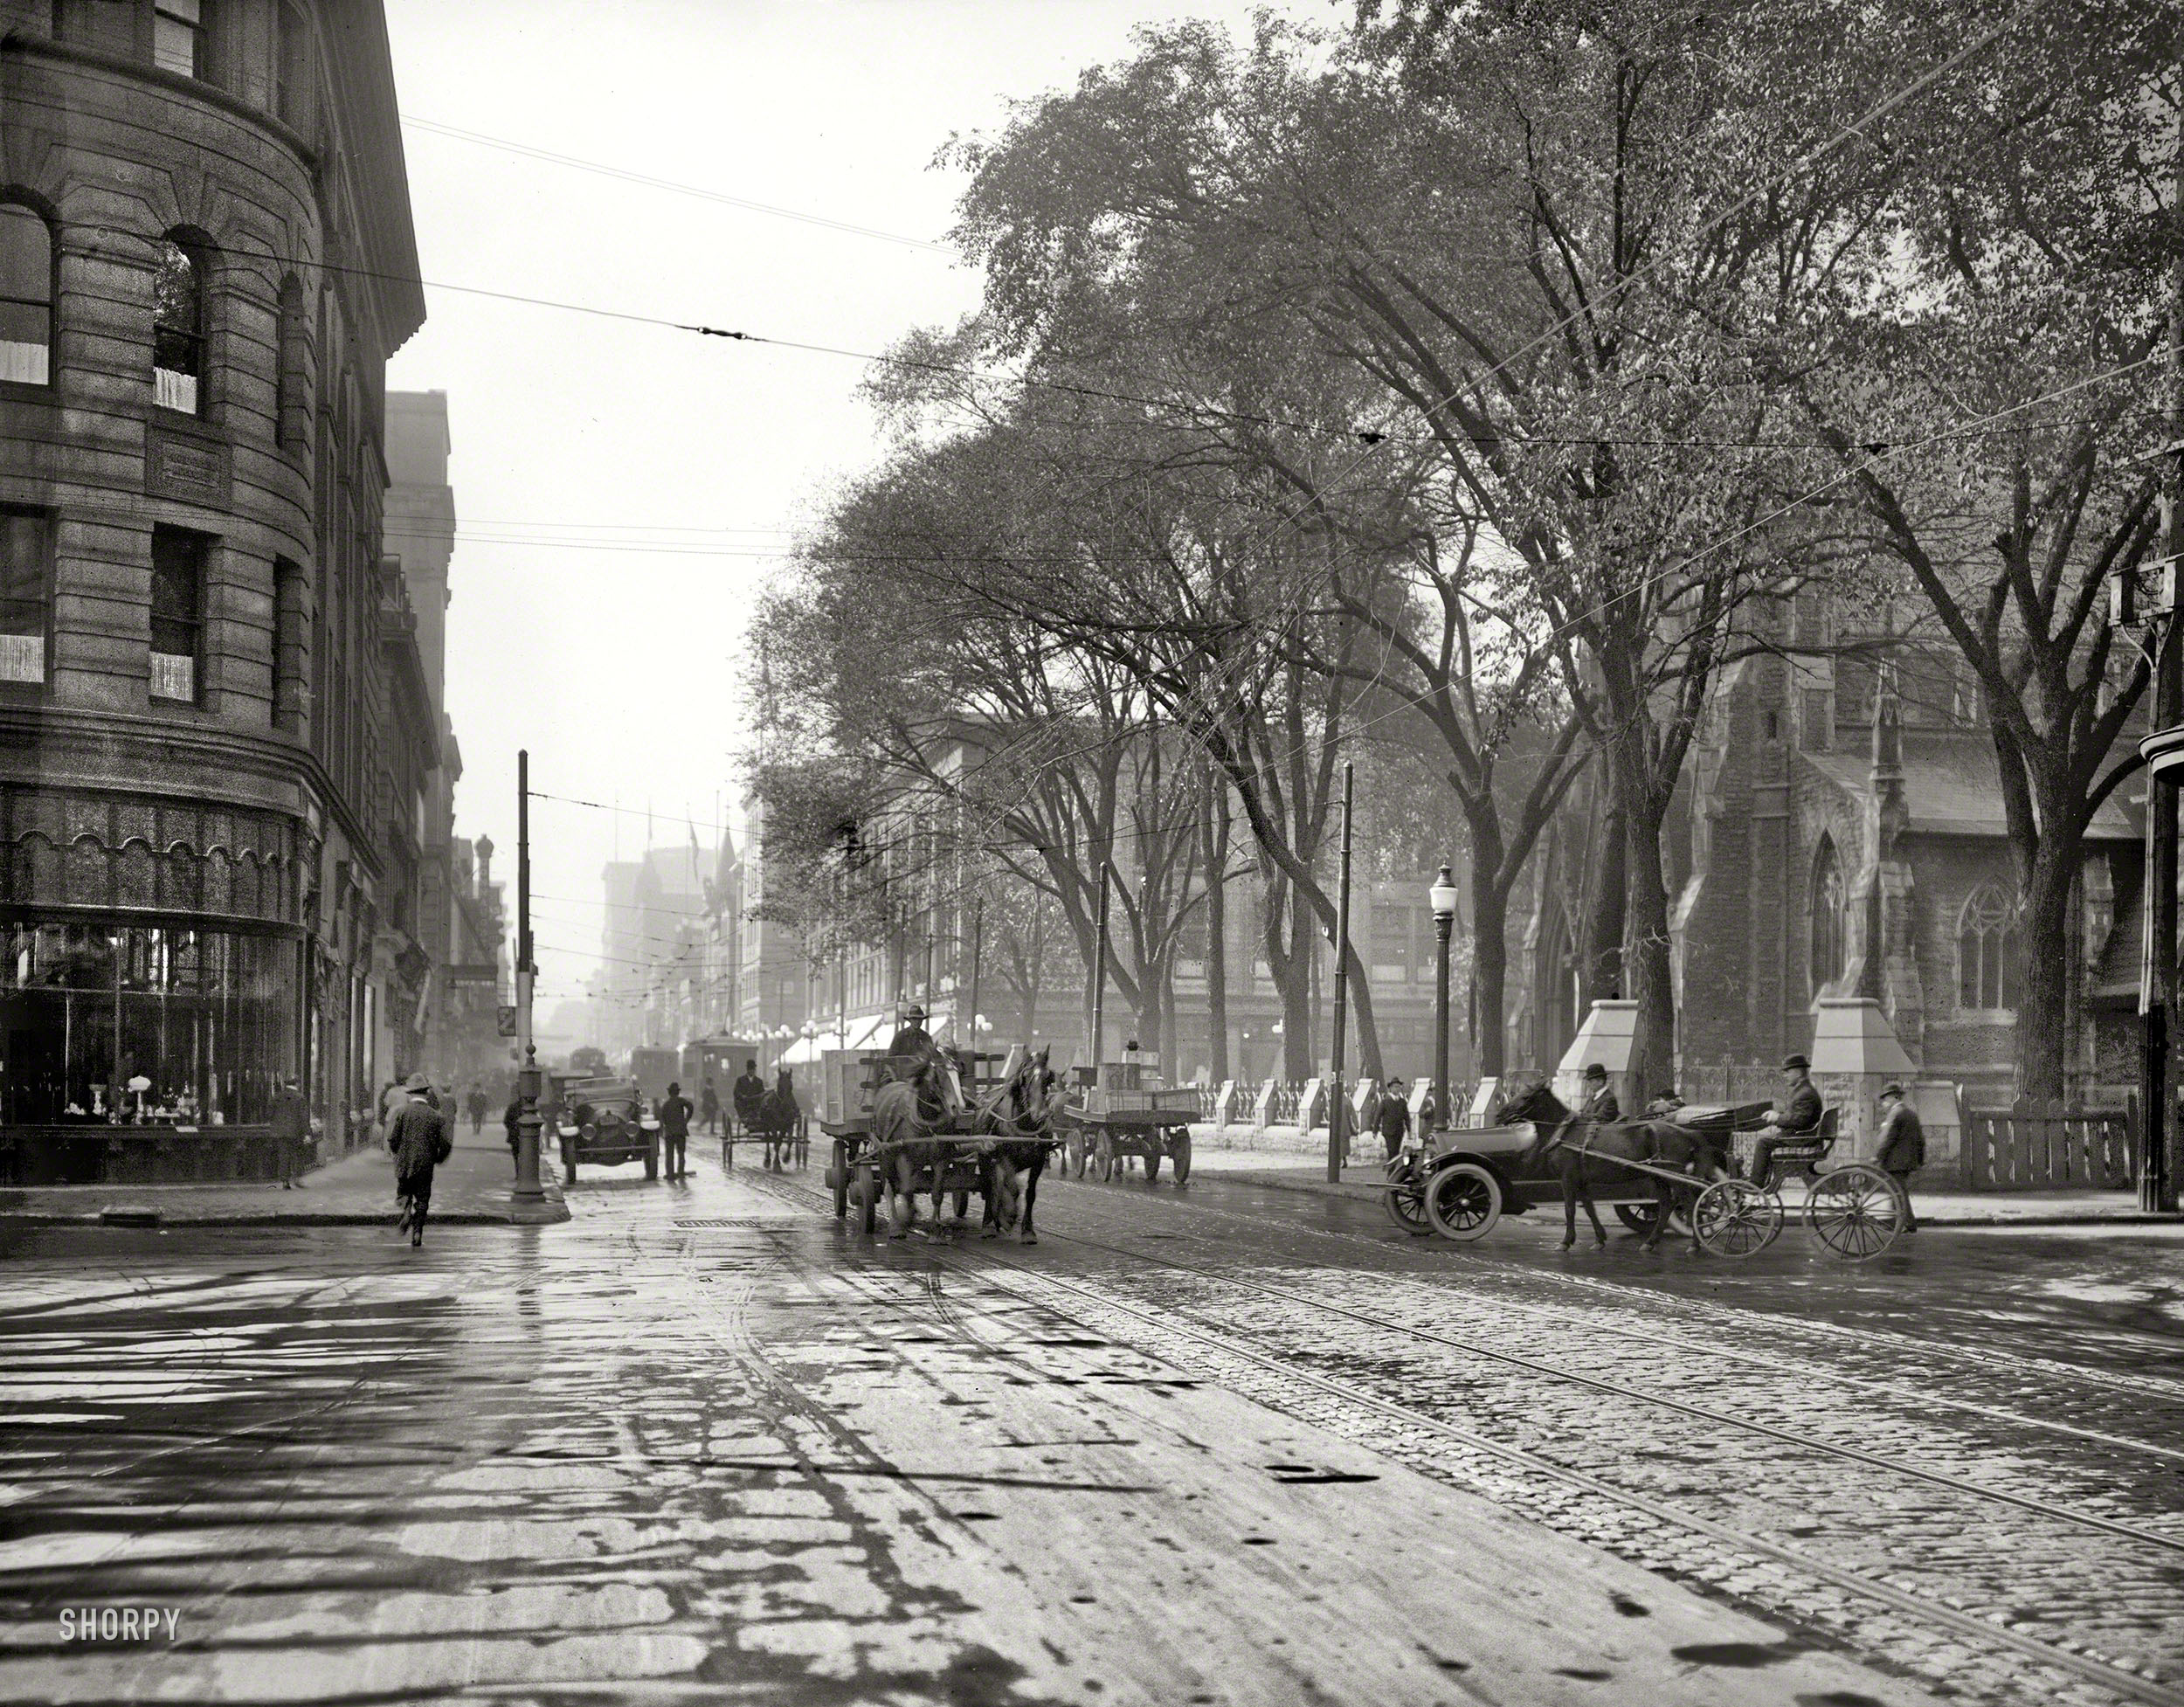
[1757,1105,1839,1189]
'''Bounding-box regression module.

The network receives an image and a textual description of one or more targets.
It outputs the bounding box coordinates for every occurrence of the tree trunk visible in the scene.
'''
[2015,838,2076,1102]
[1205,784,1230,1083]
[1470,860,1508,1081]
[1622,787,1678,1109]
[1585,793,1626,1006]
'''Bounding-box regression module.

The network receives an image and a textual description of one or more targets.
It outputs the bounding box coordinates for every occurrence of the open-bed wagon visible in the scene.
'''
[819,1048,1045,1234]
[1057,1062,1197,1185]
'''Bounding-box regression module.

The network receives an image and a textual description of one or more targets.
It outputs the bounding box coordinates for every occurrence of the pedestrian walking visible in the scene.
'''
[503,1093,524,1175]
[270,1076,309,1189]
[1875,1082,1925,1233]
[388,1074,451,1247]
[700,1077,722,1136]
[1376,1077,1412,1161]
[466,1084,488,1136]
[659,1081,694,1179]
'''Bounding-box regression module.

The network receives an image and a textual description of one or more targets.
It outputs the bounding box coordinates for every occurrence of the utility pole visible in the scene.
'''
[966,895,984,1065]
[1326,762,1355,1183]
[512,750,546,1216]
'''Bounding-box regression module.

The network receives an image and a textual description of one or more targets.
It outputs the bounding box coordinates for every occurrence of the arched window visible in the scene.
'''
[1810,836,1845,994]
[153,236,204,415]
[1958,884,2021,1012]
[0,203,53,386]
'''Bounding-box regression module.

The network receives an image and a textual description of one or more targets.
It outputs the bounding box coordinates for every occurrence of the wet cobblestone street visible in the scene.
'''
[0,1138,2179,1704]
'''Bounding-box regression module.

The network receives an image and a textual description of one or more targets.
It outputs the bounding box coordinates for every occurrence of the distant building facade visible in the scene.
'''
[0,3,430,1171]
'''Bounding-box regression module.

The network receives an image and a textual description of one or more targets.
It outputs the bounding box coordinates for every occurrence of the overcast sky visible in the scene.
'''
[380,0,1328,1016]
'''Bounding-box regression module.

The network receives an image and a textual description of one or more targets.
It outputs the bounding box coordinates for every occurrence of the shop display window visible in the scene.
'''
[0,922,295,1126]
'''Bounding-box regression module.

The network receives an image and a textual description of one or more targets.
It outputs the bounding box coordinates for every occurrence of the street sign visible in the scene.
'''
[496,1005,518,1038]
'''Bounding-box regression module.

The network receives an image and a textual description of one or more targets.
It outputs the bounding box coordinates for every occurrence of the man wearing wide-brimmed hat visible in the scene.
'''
[1749,1054,1823,1189]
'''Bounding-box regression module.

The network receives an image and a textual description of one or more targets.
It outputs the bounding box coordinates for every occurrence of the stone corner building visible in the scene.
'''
[0,2,429,1178]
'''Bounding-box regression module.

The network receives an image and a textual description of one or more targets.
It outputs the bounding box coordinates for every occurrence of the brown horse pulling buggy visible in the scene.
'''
[819,1045,1061,1239]
[1388,1078,1907,1261]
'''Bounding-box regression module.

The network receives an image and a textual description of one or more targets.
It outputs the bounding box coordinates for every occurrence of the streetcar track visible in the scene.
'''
[726,1166,2184,1707]
[740,1168,2180,1550]
[1054,1165,2184,1411]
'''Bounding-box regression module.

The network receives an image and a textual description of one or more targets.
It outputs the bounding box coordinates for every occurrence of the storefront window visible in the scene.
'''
[0,923,295,1125]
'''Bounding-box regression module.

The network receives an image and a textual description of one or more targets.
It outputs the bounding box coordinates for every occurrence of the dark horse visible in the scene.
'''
[1495,1077,1728,1251]
[759,1076,804,1171]
[979,1047,1059,1246]
[869,1059,957,1239]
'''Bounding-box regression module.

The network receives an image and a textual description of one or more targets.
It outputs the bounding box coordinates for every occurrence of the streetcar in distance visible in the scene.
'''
[627,1047,680,1107]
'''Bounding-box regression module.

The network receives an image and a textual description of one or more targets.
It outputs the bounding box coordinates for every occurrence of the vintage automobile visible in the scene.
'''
[549,1075,661,1184]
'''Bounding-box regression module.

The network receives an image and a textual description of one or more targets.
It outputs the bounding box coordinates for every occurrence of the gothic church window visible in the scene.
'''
[1810,836,1845,994]
[1957,884,2021,1012]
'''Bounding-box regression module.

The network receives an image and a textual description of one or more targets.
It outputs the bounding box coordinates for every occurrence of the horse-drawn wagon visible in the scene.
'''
[1388,1080,1906,1260]
[1056,1060,1196,1185]
[819,1046,1059,1237]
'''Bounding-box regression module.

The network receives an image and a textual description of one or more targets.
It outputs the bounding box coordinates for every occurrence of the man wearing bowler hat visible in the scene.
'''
[1749,1054,1824,1187]
[1875,1082,1924,1232]
[1577,1061,1620,1125]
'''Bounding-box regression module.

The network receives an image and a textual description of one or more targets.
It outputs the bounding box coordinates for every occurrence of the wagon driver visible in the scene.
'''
[1746,1053,1824,1187]
[1577,1062,1620,1125]
[888,1004,962,1116]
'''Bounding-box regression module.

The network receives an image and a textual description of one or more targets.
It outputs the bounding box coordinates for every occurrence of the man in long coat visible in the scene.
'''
[388,1074,449,1248]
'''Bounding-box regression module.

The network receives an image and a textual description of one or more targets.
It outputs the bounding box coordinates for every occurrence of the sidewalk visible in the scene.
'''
[1183,1143,2180,1227]
[0,1126,569,1227]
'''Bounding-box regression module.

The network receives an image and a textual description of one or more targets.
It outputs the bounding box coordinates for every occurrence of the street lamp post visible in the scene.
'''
[511,750,549,1220]
[1429,865,1459,1133]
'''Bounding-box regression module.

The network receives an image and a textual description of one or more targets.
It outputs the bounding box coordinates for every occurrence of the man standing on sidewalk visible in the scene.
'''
[1376,1078,1412,1160]
[466,1083,489,1136]
[271,1076,309,1189]
[389,1074,450,1248]
[659,1081,693,1179]
[1875,1082,1924,1233]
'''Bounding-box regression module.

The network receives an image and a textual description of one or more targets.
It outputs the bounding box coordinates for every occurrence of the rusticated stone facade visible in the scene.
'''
[0,3,426,1177]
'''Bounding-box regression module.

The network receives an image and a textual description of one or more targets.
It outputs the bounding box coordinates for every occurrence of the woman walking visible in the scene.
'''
[389,1073,451,1247]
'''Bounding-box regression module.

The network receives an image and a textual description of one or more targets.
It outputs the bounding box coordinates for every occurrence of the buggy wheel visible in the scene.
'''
[831,1139,848,1219]
[1144,1144,1161,1184]
[1806,1164,1903,1261]
[1095,1134,1115,1182]
[1426,1161,1502,1242]
[1171,1130,1192,1185]
[1065,1129,1086,1178]
[1692,1179,1782,1257]
[855,1164,879,1234]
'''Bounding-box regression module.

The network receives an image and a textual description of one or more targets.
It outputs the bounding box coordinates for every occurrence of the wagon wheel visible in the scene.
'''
[831,1138,849,1220]
[1426,1161,1502,1243]
[1065,1128,1086,1179]
[1805,1164,1904,1261]
[854,1163,879,1234]
[1691,1178,1783,1258]
[1170,1130,1192,1185]
[1143,1140,1162,1185]
[1095,1132,1116,1182]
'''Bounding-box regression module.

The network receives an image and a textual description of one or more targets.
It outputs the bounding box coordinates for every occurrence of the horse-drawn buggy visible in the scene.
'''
[1387,1077,1907,1260]
[1056,1058,1197,1185]
[819,1042,1061,1241]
